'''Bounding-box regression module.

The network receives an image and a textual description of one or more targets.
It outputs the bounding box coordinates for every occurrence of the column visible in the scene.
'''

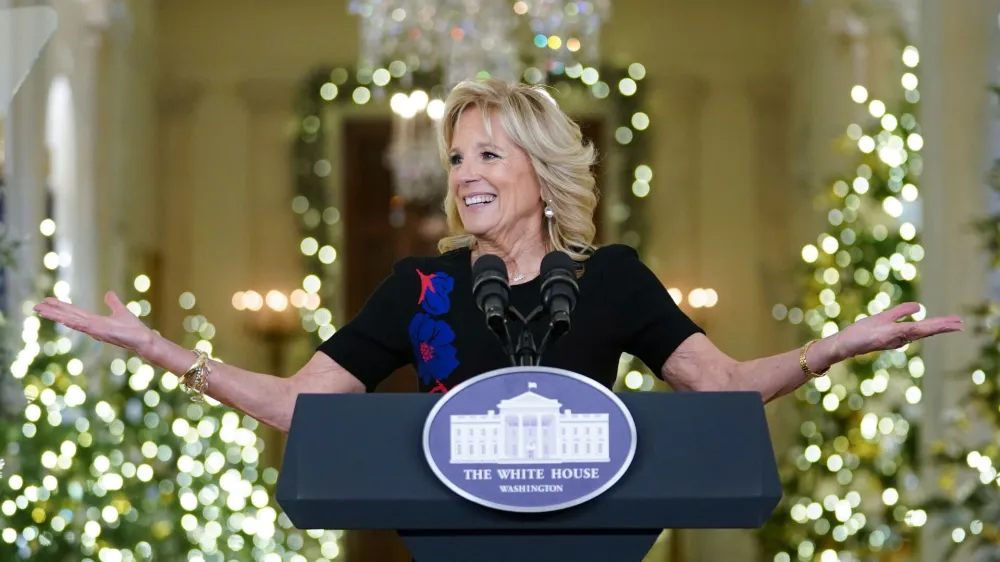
[918,1,996,561]
[791,0,867,233]
[3,42,48,330]
[698,79,759,358]
[66,22,102,317]
[535,412,542,459]
[552,417,559,459]
[517,413,524,459]
[862,2,911,102]
[643,74,708,285]
[156,80,203,340]
[499,416,506,459]
[95,0,158,315]
[235,78,301,294]
[746,75,795,357]
[180,81,252,360]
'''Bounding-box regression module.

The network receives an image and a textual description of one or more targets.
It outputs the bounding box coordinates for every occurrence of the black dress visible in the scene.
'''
[317,244,704,393]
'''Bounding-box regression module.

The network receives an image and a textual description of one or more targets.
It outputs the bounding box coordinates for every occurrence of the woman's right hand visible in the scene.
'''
[33,291,156,356]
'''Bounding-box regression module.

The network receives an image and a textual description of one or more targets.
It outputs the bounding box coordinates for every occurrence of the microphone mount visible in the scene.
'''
[504,305,545,367]
[474,251,579,368]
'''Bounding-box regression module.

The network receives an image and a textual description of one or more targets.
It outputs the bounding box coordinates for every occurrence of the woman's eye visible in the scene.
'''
[483,151,499,160]
[449,154,462,166]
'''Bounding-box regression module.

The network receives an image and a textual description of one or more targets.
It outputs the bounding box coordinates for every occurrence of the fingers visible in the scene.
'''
[885,302,922,322]
[35,301,83,326]
[901,316,964,343]
[105,291,128,314]
[33,299,94,331]
[917,316,964,335]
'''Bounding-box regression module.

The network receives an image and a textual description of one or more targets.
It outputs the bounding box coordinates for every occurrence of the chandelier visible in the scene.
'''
[384,90,448,204]
[347,0,611,204]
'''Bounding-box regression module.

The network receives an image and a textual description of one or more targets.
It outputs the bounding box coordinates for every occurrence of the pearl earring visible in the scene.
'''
[544,206,554,218]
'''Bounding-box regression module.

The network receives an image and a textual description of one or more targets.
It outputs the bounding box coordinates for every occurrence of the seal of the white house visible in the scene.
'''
[422,366,637,513]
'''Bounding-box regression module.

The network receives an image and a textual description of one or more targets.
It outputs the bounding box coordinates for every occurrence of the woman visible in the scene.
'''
[33,78,962,433]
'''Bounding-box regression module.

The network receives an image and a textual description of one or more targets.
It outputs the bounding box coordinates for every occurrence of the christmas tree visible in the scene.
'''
[1,216,341,560]
[925,85,1000,560]
[757,45,928,562]
[0,209,162,560]
[99,279,344,562]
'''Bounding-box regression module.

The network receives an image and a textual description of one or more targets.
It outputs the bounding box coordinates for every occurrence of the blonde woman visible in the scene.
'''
[34,78,962,432]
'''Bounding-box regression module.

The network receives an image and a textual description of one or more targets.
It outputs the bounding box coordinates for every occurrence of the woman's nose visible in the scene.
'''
[454,163,482,184]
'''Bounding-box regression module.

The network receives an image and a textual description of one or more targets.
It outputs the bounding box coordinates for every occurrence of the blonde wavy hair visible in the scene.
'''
[436,77,599,262]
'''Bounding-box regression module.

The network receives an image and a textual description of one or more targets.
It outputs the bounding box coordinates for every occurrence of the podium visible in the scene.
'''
[276,388,781,562]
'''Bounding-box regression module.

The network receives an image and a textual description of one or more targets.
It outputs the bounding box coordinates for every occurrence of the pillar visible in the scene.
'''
[643,74,708,290]
[746,75,795,358]
[156,79,203,341]
[235,78,300,297]
[698,79,761,359]
[918,1,996,561]
[64,19,101,318]
[3,30,48,330]
[95,0,159,314]
[791,0,868,234]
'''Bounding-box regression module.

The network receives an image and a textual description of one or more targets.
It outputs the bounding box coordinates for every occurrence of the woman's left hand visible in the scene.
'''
[831,302,963,360]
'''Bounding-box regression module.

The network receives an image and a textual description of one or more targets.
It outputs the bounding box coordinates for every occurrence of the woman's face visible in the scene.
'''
[448,105,544,243]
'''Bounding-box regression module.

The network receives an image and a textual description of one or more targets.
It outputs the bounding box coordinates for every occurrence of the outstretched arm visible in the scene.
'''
[660,302,963,403]
[141,335,364,431]
[34,291,365,432]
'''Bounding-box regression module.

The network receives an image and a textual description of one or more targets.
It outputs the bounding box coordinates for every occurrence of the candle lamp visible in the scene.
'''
[232,288,303,376]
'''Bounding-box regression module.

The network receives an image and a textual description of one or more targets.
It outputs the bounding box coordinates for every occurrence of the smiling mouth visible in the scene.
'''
[464,194,497,207]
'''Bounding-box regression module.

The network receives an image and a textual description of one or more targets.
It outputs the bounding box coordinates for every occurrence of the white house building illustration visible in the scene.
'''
[449,382,611,464]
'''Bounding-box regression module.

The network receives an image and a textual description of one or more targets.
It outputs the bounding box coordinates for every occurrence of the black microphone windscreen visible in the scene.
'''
[540,251,576,278]
[473,254,508,280]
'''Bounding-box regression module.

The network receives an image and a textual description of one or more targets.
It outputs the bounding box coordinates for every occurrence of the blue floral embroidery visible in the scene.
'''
[409,312,460,385]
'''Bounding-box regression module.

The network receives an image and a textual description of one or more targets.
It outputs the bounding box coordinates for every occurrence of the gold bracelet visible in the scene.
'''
[799,339,829,379]
[181,349,212,402]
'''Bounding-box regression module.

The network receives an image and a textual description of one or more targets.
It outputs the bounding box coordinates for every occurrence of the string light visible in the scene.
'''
[760,46,925,562]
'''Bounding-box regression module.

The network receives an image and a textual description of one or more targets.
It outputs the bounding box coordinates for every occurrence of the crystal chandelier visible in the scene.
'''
[519,0,611,73]
[384,90,448,204]
[347,0,611,203]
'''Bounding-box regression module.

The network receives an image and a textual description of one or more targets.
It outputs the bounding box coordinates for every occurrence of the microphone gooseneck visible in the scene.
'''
[539,251,579,336]
[537,251,579,360]
[472,254,516,365]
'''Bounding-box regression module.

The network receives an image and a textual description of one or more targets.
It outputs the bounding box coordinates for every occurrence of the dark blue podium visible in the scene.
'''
[275,391,781,562]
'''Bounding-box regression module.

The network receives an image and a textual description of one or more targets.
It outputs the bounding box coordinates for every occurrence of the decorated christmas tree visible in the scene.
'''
[98,279,344,561]
[0,209,162,560]
[1,216,341,560]
[757,45,928,562]
[925,85,1000,560]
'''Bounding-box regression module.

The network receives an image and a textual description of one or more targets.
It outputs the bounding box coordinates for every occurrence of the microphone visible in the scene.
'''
[539,251,579,339]
[472,254,515,363]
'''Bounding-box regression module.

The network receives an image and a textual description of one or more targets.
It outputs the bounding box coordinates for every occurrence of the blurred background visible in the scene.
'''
[0,0,997,561]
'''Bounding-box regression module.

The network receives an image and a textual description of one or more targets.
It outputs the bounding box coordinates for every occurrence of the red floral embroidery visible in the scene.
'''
[429,380,449,394]
[419,342,435,362]
[417,270,437,305]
